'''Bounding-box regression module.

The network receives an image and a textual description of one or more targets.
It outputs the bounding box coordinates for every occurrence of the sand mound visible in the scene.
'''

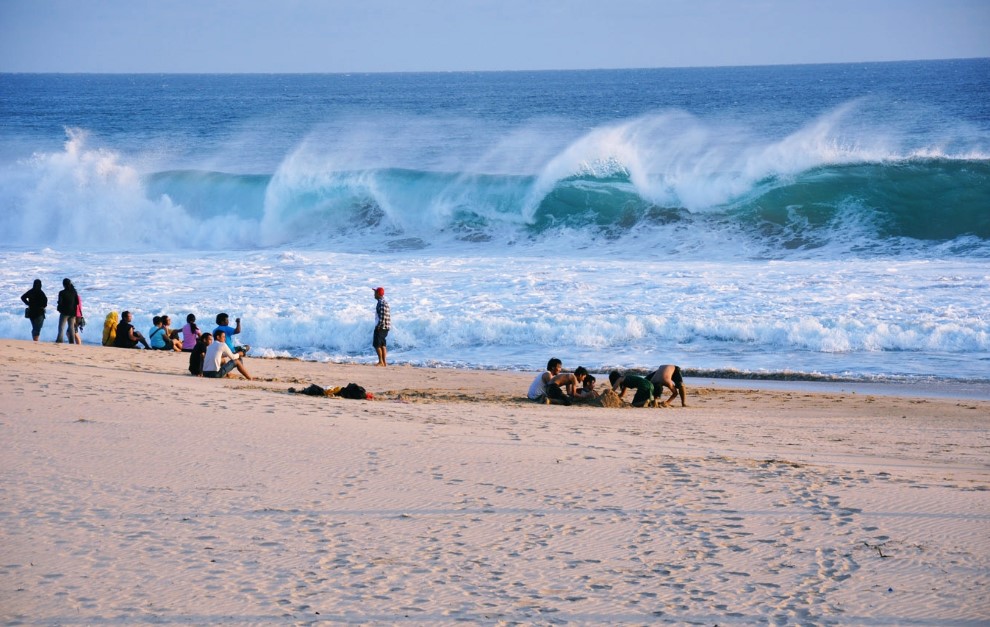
[595,388,626,408]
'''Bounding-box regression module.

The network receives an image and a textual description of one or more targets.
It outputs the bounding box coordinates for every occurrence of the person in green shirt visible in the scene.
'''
[609,370,655,407]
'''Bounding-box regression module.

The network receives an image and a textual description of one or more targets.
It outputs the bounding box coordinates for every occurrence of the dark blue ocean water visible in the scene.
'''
[1,60,988,383]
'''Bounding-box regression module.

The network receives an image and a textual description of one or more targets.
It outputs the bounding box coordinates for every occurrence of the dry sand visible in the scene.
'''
[1,339,988,625]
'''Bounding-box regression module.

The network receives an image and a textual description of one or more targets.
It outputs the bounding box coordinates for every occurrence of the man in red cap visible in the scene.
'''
[373,287,390,367]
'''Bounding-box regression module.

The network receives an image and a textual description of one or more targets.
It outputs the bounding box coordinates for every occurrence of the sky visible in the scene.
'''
[1,0,988,73]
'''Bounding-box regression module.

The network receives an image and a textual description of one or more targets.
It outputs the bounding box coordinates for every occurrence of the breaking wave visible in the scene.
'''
[2,109,988,258]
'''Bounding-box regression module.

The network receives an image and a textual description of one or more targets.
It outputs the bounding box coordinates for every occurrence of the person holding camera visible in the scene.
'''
[213,312,249,354]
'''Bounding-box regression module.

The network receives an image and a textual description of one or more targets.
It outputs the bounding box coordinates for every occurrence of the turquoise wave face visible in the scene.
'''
[145,170,271,220]
[732,160,990,242]
[138,158,990,255]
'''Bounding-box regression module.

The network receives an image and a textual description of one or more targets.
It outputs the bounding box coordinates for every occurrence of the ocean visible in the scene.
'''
[1,60,988,385]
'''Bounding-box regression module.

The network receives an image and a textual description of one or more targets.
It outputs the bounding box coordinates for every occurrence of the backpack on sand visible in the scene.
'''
[337,383,368,400]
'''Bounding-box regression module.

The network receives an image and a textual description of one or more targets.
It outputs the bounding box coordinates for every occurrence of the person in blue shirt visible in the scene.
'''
[148,316,169,350]
[213,312,249,353]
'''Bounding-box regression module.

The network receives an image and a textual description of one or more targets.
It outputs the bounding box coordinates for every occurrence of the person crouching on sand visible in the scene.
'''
[609,370,655,407]
[203,330,252,380]
[647,364,688,407]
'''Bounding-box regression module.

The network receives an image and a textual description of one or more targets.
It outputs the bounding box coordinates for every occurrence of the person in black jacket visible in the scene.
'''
[188,333,213,376]
[112,310,150,349]
[20,279,48,341]
[55,278,79,344]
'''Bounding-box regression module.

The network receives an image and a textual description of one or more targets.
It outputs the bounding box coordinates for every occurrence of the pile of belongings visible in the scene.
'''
[289,383,372,400]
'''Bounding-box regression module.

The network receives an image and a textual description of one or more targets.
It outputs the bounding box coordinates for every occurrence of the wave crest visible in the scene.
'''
[2,106,988,257]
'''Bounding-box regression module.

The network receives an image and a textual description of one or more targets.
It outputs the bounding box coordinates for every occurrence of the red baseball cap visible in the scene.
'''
[374,287,385,297]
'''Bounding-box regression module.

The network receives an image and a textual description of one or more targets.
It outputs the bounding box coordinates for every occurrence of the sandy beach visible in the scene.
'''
[1,339,988,625]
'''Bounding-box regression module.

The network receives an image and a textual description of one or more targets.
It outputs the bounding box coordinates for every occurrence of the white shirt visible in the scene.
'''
[203,341,238,373]
[527,371,551,400]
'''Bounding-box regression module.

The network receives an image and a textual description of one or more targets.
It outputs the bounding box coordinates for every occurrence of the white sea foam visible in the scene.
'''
[2,249,987,382]
[2,68,988,382]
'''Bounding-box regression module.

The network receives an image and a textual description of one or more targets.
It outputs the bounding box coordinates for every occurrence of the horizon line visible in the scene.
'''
[2,56,987,76]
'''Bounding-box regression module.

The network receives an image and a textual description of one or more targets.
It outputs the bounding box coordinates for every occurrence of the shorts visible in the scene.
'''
[631,381,655,407]
[672,366,683,387]
[204,360,238,378]
[373,328,389,348]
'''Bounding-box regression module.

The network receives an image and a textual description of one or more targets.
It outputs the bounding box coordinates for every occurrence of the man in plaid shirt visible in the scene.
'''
[373,287,390,367]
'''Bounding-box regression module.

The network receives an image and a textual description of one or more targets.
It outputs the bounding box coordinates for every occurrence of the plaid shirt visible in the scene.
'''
[376,298,390,331]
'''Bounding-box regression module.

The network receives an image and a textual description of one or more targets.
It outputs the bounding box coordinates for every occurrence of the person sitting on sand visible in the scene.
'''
[180,313,201,352]
[213,313,242,352]
[188,332,212,376]
[527,359,587,406]
[647,364,687,407]
[572,373,601,402]
[159,315,183,351]
[528,358,566,405]
[112,311,151,349]
[102,311,118,346]
[203,330,252,380]
[609,370,655,407]
[148,316,170,350]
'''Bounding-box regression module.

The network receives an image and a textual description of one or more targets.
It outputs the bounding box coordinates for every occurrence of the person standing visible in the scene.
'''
[72,292,84,344]
[373,286,390,367]
[20,279,48,341]
[55,278,79,344]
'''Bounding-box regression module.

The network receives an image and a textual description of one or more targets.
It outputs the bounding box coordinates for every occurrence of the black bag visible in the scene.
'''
[24,307,31,319]
[338,383,368,400]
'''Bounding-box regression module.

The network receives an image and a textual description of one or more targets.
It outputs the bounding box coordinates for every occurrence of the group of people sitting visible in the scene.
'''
[103,311,252,380]
[527,358,687,408]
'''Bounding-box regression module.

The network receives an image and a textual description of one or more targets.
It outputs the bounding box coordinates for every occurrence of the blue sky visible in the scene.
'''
[1,0,988,73]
